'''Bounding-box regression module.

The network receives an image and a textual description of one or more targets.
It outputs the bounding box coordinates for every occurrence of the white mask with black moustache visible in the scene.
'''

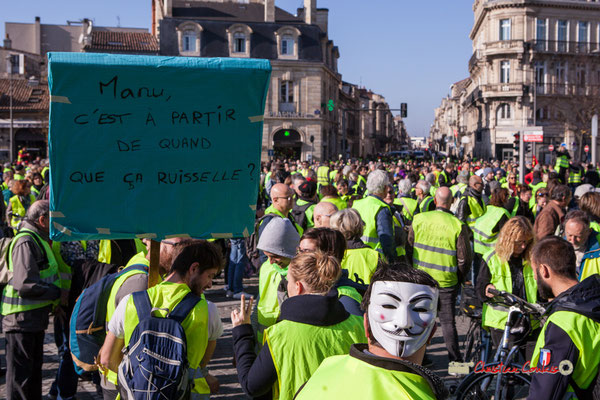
[368,281,439,357]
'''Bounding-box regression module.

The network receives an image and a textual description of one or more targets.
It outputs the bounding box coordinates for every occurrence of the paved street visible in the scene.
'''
[0,274,471,399]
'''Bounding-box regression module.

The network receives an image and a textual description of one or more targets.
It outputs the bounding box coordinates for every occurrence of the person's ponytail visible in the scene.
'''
[289,251,341,294]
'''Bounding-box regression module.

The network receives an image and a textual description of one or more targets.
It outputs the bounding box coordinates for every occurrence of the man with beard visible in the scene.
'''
[294,264,447,399]
[527,236,600,400]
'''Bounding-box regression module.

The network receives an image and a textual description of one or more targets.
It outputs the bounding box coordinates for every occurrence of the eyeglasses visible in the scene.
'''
[509,177,516,180]
[537,193,547,198]
[274,196,293,201]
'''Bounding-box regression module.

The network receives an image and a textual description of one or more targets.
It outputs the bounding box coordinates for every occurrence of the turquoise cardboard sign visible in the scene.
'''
[47,53,271,241]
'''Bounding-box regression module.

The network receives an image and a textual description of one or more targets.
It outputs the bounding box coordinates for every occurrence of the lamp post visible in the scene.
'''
[5,55,14,163]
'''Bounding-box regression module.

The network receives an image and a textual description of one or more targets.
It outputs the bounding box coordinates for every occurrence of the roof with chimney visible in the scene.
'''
[84,31,159,54]
[172,2,303,23]
[159,1,327,61]
[0,79,49,111]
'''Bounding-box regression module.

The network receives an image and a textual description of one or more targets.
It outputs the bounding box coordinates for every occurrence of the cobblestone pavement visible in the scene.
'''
[0,276,471,399]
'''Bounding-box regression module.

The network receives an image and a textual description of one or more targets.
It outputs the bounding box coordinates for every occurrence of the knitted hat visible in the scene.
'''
[483,167,493,176]
[257,217,300,259]
[298,180,317,198]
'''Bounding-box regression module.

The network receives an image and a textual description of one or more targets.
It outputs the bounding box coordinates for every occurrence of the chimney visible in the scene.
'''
[265,0,275,22]
[164,0,173,17]
[34,16,41,55]
[3,34,11,49]
[315,8,328,33]
[304,0,315,25]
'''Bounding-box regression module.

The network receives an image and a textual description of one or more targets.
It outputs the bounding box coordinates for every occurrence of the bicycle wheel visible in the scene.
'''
[455,369,531,400]
[463,325,476,362]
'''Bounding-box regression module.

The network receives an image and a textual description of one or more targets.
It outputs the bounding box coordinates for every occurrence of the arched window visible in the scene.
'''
[227,24,252,57]
[177,22,202,56]
[275,26,301,60]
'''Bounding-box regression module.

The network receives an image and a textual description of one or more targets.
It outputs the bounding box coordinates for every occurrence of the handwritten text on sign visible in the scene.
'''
[48,53,271,241]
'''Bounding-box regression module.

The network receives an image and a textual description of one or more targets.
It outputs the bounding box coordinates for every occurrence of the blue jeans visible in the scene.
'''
[228,239,248,294]
[50,315,79,400]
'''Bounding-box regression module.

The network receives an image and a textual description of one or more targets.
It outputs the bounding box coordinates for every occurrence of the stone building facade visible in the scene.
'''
[432,0,600,163]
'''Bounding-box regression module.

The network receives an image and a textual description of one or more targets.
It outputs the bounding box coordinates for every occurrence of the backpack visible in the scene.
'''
[118,290,201,400]
[69,264,148,375]
[291,201,314,231]
[245,214,274,270]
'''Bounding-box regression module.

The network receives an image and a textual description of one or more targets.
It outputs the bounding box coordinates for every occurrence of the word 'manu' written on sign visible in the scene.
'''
[48,52,271,241]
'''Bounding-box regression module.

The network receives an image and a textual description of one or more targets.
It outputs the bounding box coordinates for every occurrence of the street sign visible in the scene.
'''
[524,134,543,142]
[548,145,554,152]
[585,145,590,153]
[268,149,274,157]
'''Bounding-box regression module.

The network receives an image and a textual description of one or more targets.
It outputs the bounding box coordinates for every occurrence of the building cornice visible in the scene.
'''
[471,0,600,39]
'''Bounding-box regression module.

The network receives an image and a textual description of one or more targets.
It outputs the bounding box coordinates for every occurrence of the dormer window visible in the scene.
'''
[275,26,301,60]
[227,24,252,57]
[177,22,202,56]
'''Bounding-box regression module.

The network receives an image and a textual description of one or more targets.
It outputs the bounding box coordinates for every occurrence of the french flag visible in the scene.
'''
[540,349,551,367]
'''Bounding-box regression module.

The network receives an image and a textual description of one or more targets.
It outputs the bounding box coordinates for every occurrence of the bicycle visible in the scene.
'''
[454,288,546,400]
[459,286,492,365]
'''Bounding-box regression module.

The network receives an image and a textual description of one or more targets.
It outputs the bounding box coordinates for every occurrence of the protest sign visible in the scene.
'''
[48,52,271,242]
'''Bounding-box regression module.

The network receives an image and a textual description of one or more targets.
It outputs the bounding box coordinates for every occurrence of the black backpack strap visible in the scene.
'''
[168,292,202,324]
[132,291,152,321]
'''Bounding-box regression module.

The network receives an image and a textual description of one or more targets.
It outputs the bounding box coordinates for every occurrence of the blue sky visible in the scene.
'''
[1,1,474,138]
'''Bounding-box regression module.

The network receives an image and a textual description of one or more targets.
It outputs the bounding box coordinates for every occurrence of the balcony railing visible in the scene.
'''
[535,83,600,97]
[485,40,524,51]
[530,40,600,54]
[481,83,524,93]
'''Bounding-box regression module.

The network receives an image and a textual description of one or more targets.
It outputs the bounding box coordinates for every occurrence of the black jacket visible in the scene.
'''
[233,290,355,399]
[527,275,600,400]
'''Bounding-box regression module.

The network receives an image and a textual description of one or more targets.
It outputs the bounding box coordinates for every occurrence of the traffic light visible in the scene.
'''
[327,99,335,111]
[400,103,408,118]
[513,133,520,152]
[526,144,531,153]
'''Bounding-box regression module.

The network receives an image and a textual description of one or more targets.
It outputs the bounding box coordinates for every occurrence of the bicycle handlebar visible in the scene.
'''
[487,289,546,317]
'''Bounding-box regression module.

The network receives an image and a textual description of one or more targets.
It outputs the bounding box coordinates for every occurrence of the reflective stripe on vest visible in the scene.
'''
[51,241,72,290]
[123,282,210,395]
[462,195,486,228]
[412,210,463,287]
[531,310,600,396]
[9,194,35,229]
[294,353,436,400]
[569,171,582,184]
[419,196,434,213]
[555,154,569,170]
[473,206,510,255]
[257,261,287,345]
[337,285,363,304]
[481,250,538,330]
[394,197,418,223]
[341,247,380,285]
[317,166,330,185]
[265,316,366,400]
[352,195,391,253]
[1,229,60,315]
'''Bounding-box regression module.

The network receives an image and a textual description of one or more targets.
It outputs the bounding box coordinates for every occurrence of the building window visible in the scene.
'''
[281,35,294,55]
[557,20,568,51]
[500,19,511,41]
[177,23,202,56]
[497,104,511,120]
[536,19,547,50]
[577,64,587,86]
[500,61,510,83]
[280,80,294,103]
[578,21,589,52]
[536,61,546,94]
[233,32,246,53]
[183,31,196,52]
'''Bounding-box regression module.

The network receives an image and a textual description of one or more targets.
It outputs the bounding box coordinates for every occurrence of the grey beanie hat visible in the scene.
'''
[257,217,300,259]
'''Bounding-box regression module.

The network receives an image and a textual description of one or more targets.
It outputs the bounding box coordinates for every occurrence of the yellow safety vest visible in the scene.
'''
[342,247,380,285]
[265,315,366,400]
[472,205,510,255]
[412,210,463,288]
[352,195,391,253]
[257,261,287,345]
[122,282,210,396]
[8,194,36,230]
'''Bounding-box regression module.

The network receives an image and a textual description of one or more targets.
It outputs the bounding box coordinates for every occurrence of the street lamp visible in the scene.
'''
[5,55,13,163]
